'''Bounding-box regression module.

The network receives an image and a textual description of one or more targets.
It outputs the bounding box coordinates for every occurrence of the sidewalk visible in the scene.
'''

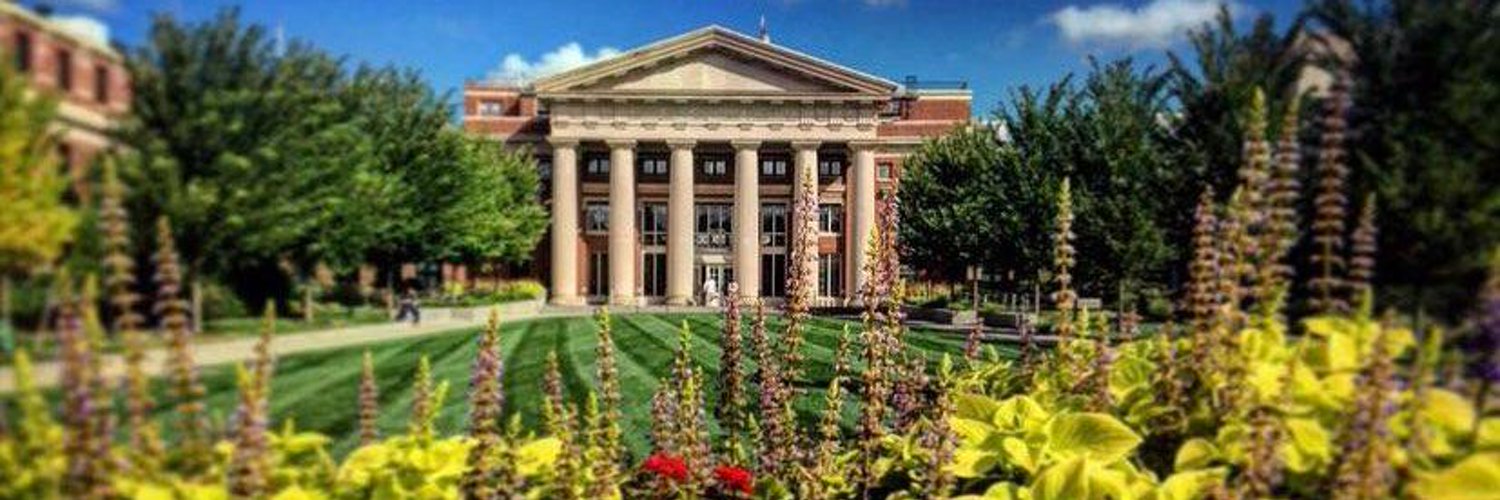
[0,299,554,392]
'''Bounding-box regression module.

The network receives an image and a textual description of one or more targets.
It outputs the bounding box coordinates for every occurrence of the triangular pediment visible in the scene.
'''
[578,48,848,93]
[534,26,896,97]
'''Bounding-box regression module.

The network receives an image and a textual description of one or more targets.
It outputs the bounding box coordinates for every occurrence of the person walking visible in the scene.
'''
[396,288,421,325]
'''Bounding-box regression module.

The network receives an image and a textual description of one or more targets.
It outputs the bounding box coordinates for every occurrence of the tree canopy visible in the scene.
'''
[902,60,1185,309]
[119,9,546,306]
[901,0,1499,322]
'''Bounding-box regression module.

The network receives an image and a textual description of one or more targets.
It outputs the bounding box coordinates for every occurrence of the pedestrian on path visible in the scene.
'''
[396,288,421,325]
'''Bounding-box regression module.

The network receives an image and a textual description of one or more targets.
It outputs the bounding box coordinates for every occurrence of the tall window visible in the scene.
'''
[93,64,108,103]
[585,202,609,232]
[14,32,32,72]
[586,156,610,175]
[761,204,787,247]
[589,252,610,297]
[877,162,894,179]
[695,204,732,250]
[56,49,72,91]
[760,158,788,177]
[639,156,667,176]
[818,205,843,234]
[56,142,73,173]
[818,157,843,178]
[700,157,727,176]
[639,203,667,246]
[761,254,787,298]
[643,253,667,297]
[819,253,844,298]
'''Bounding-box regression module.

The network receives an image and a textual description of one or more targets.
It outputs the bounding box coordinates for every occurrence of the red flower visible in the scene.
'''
[714,465,754,495]
[642,453,689,483]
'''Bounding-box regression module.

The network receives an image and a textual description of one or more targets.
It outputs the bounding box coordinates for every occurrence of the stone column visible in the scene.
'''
[732,140,761,299]
[607,140,637,306]
[792,141,820,299]
[849,142,877,301]
[549,139,583,305]
[665,140,696,305]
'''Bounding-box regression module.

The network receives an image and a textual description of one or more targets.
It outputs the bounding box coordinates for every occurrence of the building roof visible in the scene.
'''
[0,2,122,62]
[533,25,899,97]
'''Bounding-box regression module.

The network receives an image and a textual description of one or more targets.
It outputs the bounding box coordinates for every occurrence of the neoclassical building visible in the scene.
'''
[464,26,968,306]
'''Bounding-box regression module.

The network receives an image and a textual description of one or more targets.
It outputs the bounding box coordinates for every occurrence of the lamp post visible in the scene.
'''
[966,265,982,315]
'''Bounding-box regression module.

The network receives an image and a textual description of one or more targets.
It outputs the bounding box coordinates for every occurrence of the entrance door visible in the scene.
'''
[695,264,734,306]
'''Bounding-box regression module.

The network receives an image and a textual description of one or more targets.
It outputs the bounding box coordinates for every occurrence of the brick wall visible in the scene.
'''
[2,6,131,203]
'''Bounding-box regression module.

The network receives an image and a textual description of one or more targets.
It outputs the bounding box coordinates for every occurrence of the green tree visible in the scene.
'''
[0,51,74,275]
[898,125,1012,281]
[902,60,1186,309]
[437,137,547,264]
[339,67,463,269]
[1168,6,1309,197]
[121,10,397,306]
[1309,0,1500,320]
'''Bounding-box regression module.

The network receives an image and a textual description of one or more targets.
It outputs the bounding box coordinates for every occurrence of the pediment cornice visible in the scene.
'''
[534,26,897,100]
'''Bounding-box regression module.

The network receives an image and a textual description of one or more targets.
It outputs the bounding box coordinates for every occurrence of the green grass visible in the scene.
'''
[143,313,1007,459]
[201,306,391,338]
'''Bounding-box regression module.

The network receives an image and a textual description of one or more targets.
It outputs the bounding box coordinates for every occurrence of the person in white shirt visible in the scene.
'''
[703,277,719,308]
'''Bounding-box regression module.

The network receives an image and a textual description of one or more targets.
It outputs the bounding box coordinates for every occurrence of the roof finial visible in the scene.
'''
[758,15,771,44]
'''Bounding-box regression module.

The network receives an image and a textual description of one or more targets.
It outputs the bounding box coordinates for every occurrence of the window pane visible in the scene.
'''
[14,33,31,72]
[586,202,609,232]
[56,49,72,91]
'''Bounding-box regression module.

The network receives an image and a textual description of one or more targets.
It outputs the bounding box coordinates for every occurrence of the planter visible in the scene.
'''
[983,311,1029,328]
[908,306,979,326]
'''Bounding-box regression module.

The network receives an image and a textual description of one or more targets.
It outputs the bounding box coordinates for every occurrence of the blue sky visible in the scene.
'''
[41,0,1302,115]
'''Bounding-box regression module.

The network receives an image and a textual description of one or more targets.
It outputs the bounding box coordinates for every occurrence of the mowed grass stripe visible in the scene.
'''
[129,313,984,459]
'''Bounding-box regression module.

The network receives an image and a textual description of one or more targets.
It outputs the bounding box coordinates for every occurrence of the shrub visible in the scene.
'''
[199,279,247,322]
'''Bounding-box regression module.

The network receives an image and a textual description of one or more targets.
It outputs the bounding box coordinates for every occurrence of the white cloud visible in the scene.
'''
[486,43,621,85]
[1049,0,1233,48]
[51,15,111,47]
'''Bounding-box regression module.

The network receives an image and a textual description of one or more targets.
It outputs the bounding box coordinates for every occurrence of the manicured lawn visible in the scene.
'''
[201,306,392,338]
[146,313,1005,459]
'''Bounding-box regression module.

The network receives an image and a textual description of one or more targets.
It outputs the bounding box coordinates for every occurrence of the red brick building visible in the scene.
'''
[464,26,969,306]
[1,2,130,202]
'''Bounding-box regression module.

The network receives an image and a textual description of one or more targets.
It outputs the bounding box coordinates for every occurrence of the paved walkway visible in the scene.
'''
[0,299,573,392]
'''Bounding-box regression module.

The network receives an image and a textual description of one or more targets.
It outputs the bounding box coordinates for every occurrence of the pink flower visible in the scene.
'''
[643,453,689,483]
[714,465,754,495]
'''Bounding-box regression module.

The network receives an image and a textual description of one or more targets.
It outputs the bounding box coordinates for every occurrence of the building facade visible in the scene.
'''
[1,2,130,203]
[464,26,968,305]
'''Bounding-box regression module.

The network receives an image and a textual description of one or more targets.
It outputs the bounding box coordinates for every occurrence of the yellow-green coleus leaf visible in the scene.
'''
[516,437,562,477]
[1247,361,1285,403]
[1173,438,1220,471]
[1405,453,1500,499]
[1147,468,1228,500]
[953,417,1000,447]
[994,395,1051,433]
[1044,413,1143,464]
[950,449,1001,478]
[1476,419,1500,452]
[1422,389,1477,437]
[957,393,1005,421]
[1239,323,1287,363]
[1031,455,1091,500]
[270,486,329,500]
[1002,437,1040,474]
[1281,417,1333,473]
